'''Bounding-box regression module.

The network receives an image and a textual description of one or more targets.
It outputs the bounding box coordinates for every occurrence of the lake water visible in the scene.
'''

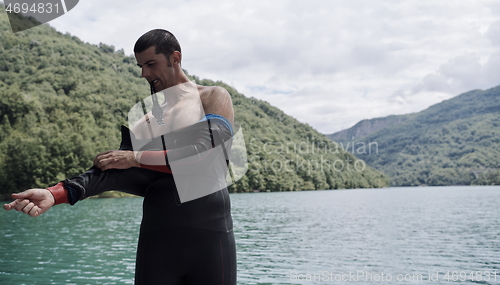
[1,186,499,284]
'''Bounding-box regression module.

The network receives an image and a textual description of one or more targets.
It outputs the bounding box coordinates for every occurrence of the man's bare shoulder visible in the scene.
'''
[198,85,231,100]
[197,85,234,122]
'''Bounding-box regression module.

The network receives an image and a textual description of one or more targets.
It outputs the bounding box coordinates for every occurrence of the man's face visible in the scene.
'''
[135,46,175,92]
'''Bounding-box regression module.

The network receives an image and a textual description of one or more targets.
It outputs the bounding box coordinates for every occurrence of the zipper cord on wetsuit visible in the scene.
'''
[208,119,236,185]
[150,84,165,126]
[139,85,155,138]
[149,84,169,168]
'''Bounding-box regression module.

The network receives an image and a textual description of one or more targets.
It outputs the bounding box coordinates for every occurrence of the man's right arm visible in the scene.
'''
[2,126,167,216]
[3,165,167,217]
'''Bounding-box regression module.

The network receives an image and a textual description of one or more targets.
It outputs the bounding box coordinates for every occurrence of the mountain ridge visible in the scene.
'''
[326,86,500,186]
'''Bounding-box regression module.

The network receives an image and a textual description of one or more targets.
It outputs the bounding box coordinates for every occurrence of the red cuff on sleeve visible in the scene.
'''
[47,182,69,205]
[139,151,172,174]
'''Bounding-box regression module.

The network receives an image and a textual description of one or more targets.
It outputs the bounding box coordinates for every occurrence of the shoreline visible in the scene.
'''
[2,184,498,202]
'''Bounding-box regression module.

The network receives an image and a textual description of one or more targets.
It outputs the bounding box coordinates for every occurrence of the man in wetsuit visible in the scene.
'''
[3,29,237,285]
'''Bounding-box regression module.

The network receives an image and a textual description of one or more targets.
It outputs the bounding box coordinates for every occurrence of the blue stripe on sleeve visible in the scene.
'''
[200,113,233,135]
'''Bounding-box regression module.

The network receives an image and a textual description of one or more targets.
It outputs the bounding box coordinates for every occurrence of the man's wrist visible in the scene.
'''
[133,151,142,167]
[44,189,56,206]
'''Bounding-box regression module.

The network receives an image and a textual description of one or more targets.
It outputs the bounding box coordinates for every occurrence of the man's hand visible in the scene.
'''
[94,150,140,171]
[3,189,55,217]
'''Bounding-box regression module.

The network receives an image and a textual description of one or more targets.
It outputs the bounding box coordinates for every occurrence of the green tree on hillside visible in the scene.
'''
[0,6,388,200]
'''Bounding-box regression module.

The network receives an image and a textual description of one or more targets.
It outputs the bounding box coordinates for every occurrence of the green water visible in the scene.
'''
[1,186,499,284]
[1,198,141,284]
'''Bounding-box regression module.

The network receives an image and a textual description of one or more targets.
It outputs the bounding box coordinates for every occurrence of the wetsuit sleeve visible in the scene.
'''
[137,118,233,174]
[47,126,168,205]
[47,166,166,205]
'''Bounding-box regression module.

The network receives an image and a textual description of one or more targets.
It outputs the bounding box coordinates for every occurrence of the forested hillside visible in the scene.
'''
[0,6,389,200]
[327,87,500,186]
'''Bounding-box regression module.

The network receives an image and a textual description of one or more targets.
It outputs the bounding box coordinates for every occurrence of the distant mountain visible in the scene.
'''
[0,5,389,200]
[328,114,415,144]
[327,86,500,186]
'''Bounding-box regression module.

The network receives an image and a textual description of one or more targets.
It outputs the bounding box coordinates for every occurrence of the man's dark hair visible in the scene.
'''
[134,29,181,60]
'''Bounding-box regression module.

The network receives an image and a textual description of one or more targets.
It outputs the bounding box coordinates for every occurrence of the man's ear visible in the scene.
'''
[170,51,182,65]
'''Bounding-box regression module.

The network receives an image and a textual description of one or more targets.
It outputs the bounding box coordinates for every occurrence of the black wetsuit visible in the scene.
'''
[62,118,237,285]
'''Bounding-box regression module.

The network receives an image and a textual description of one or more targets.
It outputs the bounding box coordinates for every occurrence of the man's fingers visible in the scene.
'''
[95,151,133,170]
[28,205,40,217]
[96,158,109,170]
[14,199,30,212]
[3,200,18,211]
[100,156,123,170]
[11,191,33,200]
[96,151,113,160]
[22,202,35,215]
[94,151,113,167]
[96,154,116,168]
[100,160,118,171]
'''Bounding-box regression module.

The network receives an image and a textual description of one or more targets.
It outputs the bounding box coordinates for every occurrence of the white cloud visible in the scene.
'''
[45,0,500,134]
[486,20,500,45]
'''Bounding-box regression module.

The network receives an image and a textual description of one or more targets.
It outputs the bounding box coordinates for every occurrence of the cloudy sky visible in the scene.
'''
[20,0,500,133]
